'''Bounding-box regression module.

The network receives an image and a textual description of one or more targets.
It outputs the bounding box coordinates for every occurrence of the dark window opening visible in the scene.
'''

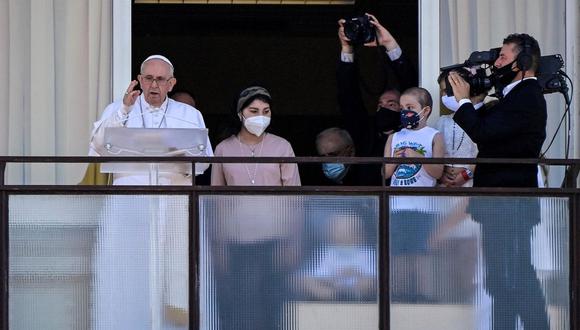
[132,1,418,182]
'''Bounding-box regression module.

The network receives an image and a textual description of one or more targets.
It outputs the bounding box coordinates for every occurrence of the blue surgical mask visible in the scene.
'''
[322,163,347,182]
[400,109,423,129]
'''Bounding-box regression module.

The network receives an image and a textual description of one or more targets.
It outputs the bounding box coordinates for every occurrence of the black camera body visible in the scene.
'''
[443,68,494,97]
[467,68,495,96]
[537,54,566,93]
[440,47,500,97]
[343,15,376,45]
[465,48,501,66]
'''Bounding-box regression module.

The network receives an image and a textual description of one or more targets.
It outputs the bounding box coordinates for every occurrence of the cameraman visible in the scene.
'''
[328,13,417,185]
[449,33,549,329]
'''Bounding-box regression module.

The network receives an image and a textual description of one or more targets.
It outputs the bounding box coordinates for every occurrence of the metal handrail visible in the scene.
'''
[0,155,579,165]
[0,156,578,189]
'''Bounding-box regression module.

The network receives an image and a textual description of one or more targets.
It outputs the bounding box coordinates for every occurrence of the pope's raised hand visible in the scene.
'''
[123,80,141,108]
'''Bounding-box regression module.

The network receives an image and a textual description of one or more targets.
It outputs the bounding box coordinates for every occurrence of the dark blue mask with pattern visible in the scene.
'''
[400,109,421,129]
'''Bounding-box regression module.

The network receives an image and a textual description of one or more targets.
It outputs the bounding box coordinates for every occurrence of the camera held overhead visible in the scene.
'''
[343,15,376,45]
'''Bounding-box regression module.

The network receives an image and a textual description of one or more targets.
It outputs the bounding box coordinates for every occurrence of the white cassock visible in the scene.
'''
[90,95,213,329]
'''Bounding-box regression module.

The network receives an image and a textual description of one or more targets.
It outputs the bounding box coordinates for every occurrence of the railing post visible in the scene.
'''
[380,191,390,330]
[572,192,580,330]
[380,156,390,330]
[189,188,200,329]
[0,161,5,187]
[563,164,580,188]
[191,161,196,187]
[0,175,8,329]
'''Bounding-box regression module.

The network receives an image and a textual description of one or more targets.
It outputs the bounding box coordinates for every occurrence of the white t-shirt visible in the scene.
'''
[389,126,439,211]
[390,126,439,187]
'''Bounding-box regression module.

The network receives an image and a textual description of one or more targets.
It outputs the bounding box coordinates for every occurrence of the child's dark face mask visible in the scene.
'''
[400,108,426,129]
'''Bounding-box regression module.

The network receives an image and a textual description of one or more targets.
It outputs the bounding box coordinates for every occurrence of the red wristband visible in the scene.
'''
[461,170,471,181]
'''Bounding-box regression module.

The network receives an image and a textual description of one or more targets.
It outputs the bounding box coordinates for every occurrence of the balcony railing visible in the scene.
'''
[0,156,578,330]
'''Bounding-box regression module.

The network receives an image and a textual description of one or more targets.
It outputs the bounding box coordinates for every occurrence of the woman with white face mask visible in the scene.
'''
[211,86,301,186]
[209,88,302,329]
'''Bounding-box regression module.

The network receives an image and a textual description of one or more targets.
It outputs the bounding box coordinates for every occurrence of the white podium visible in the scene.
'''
[94,127,204,329]
[100,127,210,184]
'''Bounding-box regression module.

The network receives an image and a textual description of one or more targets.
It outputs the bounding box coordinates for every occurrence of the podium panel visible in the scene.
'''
[101,127,210,177]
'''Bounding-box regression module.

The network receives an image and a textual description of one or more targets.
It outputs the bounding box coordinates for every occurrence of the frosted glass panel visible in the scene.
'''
[389,196,569,330]
[7,193,571,330]
[5,163,89,185]
[199,195,379,330]
[9,195,189,330]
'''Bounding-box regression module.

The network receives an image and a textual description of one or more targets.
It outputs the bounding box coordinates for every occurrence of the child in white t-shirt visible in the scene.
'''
[383,87,445,302]
[384,87,445,186]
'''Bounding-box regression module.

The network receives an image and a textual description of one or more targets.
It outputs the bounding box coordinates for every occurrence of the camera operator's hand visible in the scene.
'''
[448,71,471,102]
[337,19,354,54]
[365,13,399,51]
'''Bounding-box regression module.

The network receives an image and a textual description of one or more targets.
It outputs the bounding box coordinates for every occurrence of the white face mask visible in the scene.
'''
[441,95,460,112]
[243,115,271,137]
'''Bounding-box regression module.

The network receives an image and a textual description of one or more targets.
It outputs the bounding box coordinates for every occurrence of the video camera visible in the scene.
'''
[439,48,499,97]
[343,15,376,45]
[440,48,568,99]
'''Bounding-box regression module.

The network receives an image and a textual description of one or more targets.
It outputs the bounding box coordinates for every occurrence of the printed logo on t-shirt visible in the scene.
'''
[392,141,426,186]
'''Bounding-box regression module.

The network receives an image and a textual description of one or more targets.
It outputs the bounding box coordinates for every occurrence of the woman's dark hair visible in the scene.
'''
[437,67,471,84]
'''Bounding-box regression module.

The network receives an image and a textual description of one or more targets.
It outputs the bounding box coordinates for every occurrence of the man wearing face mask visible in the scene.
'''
[332,13,417,186]
[449,34,549,329]
[315,127,378,185]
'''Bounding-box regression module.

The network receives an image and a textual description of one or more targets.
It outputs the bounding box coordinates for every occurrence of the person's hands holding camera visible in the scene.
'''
[337,19,354,54]
[365,13,399,51]
[448,71,471,102]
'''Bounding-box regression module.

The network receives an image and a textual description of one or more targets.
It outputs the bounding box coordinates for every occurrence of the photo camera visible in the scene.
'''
[440,48,567,99]
[343,15,376,45]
